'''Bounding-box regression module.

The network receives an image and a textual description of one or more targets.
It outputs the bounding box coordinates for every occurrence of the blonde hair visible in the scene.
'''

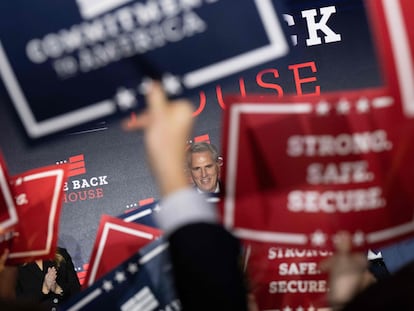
[54,249,66,268]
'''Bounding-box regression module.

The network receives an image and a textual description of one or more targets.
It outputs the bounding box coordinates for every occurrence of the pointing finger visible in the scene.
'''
[146,81,168,113]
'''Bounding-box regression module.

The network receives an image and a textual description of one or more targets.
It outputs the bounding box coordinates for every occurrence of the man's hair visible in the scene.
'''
[186,142,220,168]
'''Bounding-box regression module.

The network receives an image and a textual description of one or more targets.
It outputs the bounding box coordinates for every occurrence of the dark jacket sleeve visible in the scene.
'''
[168,223,248,311]
[16,264,45,303]
[342,260,414,310]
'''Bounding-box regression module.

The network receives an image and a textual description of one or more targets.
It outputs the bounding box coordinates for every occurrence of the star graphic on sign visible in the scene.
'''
[356,97,370,113]
[153,204,161,213]
[15,193,28,206]
[315,100,330,115]
[137,77,152,95]
[115,87,137,111]
[102,280,114,292]
[162,73,182,95]
[372,96,394,108]
[283,306,292,311]
[127,262,139,274]
[296,306,304,311]
[114,271,126,283]
[307,305,316,311]
[353,230,365,247]
[310,230,327,247]
[336,98,351,114]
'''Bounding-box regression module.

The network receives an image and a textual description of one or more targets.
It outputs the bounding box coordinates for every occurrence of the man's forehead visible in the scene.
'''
[191,151,214,163]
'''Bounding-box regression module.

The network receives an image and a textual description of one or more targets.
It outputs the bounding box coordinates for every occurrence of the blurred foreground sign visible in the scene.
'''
[0,0,288,139]
[221,90,414,251]
[0,154,18,229]
[3,164,68,264]
[83,214,162,287]
[63,238,179,311]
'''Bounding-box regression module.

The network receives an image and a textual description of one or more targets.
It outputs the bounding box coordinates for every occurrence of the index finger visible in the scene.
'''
[334,231,352,255]
[146,81,168,112]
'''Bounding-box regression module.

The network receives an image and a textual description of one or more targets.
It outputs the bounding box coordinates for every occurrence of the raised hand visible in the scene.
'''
[0,248,9,273]
[319,231,372,310]
[123,81,194,196]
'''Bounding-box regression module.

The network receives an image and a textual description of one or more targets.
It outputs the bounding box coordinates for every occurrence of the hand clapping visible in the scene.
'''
[43,267,57,293]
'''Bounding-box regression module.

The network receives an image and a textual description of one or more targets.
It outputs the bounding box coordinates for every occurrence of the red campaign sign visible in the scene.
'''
[4,164,68,265]
[244,242,331,310]
[366,0,414,118]
[220,89,414,251]
[83,215,162,288]
[0,154,18,230]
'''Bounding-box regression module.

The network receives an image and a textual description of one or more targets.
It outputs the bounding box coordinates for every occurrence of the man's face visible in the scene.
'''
[190,151,220,193]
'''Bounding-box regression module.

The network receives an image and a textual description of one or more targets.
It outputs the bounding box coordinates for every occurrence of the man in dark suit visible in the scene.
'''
[124,82,248,310]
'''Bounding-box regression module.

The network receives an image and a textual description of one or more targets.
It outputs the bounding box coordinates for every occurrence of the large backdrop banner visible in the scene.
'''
[0,0,289,139]
[1,0,413,298]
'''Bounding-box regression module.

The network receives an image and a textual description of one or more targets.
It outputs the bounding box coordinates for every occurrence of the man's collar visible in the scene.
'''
[196,183,220,194]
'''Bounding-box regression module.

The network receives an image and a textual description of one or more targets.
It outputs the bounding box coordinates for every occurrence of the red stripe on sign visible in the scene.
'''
[139,197,154,206]
[69,161,85,170]
[68,168,86,177]
[69,154,84,163]
[77,271,87,278]
[194,134,210,143]
[68,154,86,176]
[124,207,138,214]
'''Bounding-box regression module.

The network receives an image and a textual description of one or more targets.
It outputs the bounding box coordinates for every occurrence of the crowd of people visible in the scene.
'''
[0,82,413,310]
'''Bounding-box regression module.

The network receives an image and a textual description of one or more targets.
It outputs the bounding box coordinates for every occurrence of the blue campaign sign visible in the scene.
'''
[0,0,289,139]
[62,238,179,311]
[121,201,160,228]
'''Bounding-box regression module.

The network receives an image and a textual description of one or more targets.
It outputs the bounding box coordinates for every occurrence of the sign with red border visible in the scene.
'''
[83,214,162,288]
[366,0,414,118]
[220,89,414,251]
[5,164,68,264]
[0,154,18,229]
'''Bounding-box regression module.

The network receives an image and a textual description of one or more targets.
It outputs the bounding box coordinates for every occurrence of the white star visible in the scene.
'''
[114,271,126,283]
[307,305,316,311]
[353,230,365,247]
[336,98,350,114]
[311,230,327,247]
[153,204,161,213]
[162,73,182,95]
[283,306,292,311]
[315,100,330,115]
[115,87,137,111]
[367,249,383,260]
[296,306,304,311]
[127,262,139,274]
[356,97,370,113]
[15,193,28,206]
[102,280,113,292]
[372,96,394,108]
[137,77,152,95]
